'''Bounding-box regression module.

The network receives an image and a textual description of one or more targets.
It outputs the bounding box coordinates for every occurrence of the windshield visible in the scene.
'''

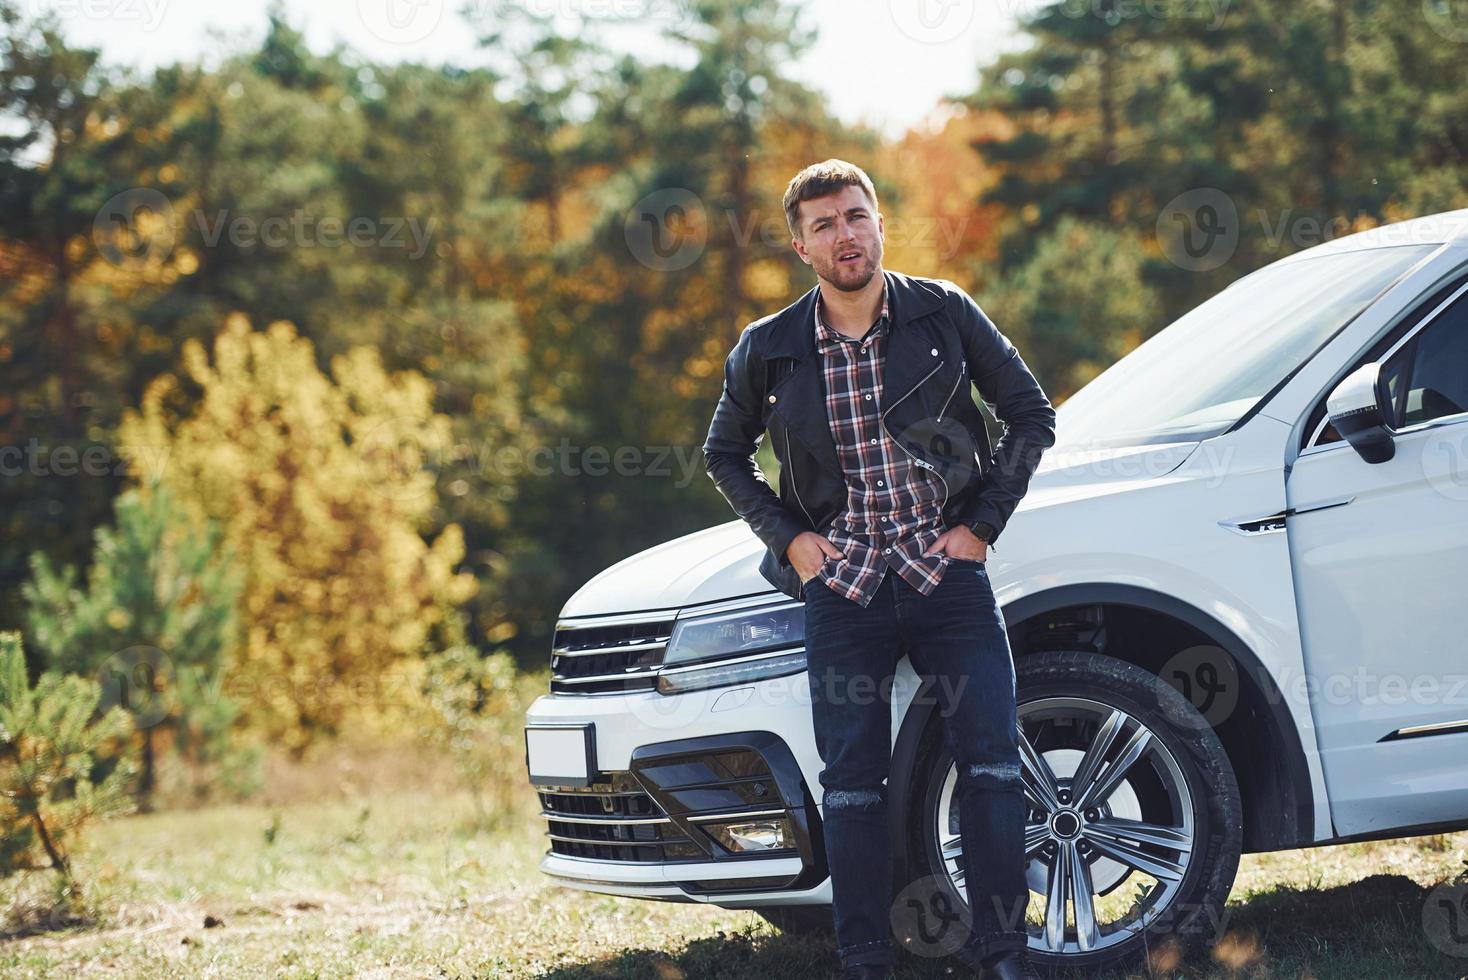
[1053,244,1436,449]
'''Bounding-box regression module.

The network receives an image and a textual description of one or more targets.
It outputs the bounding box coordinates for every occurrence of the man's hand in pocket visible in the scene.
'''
[923,525,989,562]
[786,531,845,583]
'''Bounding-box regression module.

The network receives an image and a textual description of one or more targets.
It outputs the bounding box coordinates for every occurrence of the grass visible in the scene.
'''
[2,739,1467,979]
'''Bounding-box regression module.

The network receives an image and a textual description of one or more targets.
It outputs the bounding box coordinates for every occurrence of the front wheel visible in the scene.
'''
[906,650,1243,973]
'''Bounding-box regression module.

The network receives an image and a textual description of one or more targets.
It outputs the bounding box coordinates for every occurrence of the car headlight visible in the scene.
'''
[655,603,806,695]
[662,603,805,667]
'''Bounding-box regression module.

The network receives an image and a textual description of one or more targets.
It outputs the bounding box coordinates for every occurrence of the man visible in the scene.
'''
[702,160,1056,980]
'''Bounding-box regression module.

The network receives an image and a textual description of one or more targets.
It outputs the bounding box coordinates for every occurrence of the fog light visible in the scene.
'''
[708,817,794,852]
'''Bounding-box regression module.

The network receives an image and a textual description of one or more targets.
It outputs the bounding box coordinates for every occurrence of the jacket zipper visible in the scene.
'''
[881,360,951,514]
[935,364,963,423]
[785,426,818,529]
[880,358,996,554]
[926,360,997,553]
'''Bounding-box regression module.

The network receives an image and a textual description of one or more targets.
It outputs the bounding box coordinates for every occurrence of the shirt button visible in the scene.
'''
[880,517,889,523]
[870,438,877,445]
[883,548,892,555]
[876,480,884,487]
[931,348,939,356]
[768,395,776,403]
[864,394,872,400]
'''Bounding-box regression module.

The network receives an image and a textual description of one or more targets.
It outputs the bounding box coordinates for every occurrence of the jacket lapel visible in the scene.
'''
[763,271,946,478]
[761,283,832,473]
[770,354,840,475]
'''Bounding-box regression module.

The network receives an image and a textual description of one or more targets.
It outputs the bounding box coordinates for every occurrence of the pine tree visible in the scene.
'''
[0,632,135,883]
[977,217,1161,399]
[22,484,244,804]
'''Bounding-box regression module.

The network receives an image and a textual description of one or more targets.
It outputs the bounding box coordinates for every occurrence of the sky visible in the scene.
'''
[37,0,1028,138]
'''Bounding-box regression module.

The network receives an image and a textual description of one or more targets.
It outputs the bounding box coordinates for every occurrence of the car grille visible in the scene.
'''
[538,771,705,862]
[550,614,675,694]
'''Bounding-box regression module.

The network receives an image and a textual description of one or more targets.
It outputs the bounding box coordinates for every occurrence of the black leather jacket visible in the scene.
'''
[702,270,1058,601]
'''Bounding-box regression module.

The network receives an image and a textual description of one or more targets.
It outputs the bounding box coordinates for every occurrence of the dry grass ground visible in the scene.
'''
[2,735,1467,979]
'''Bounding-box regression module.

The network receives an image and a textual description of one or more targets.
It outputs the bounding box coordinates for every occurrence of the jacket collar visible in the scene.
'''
[763,269,944,361]
[814,281,890,351]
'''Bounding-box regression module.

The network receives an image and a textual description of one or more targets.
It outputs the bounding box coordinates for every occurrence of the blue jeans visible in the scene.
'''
[801,561,1030,969]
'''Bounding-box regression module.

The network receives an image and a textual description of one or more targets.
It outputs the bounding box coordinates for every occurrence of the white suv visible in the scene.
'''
[523,210,1468,972]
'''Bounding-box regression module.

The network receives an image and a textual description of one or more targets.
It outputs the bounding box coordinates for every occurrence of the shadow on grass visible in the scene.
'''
[532,923,835,980]
[0,899,96,942]
[533,874,1468,979]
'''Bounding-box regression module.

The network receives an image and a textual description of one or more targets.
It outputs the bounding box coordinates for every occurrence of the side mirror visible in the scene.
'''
[1326,362,1396,463]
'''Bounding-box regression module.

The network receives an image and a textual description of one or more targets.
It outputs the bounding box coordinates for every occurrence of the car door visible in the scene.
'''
[1286,283,1468,838]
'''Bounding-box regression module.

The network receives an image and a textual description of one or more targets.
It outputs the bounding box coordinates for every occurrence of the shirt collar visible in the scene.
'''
[814,281,890,350]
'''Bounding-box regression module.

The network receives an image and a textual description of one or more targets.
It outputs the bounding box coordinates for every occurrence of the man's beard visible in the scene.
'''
[816,249,881,291]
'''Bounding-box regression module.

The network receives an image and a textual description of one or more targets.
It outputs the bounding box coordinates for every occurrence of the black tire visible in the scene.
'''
[904,650,1243,974]
[755,905,835,936]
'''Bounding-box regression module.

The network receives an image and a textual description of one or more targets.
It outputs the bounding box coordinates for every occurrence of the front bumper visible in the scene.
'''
[525,678,833,907]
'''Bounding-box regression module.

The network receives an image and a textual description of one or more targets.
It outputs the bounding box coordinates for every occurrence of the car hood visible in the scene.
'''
[1018,439,1200,503]
[559,440,1200,618]
[559,520,771,619]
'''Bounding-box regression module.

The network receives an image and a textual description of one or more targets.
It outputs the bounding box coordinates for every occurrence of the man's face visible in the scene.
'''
[791,184,884,292]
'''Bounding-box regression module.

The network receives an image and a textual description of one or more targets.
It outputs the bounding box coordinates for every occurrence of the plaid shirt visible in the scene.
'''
[808,284,950,607]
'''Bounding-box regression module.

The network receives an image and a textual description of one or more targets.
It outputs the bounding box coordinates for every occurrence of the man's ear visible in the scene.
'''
[791,235,812,266]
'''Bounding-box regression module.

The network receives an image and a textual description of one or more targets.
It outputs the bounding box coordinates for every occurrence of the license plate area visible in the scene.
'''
[525,723,597,788]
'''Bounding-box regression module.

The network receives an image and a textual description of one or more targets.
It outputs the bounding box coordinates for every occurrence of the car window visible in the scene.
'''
[1056,245,1434,450]
[1382,295,1468,427]
[1304,269,1468,449]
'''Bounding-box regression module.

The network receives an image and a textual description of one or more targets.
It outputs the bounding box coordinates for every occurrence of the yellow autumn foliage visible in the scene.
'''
[118,314,477,751]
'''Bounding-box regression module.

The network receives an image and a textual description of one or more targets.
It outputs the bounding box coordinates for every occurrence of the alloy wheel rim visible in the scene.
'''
[933,696,1196,956]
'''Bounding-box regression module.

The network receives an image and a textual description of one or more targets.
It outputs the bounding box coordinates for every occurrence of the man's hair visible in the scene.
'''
[782,159,879,239]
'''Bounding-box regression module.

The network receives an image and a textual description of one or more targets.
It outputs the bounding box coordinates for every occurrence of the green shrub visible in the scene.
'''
[419,646,537,828]
[0,632,136,884]
[23,485,251,805]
